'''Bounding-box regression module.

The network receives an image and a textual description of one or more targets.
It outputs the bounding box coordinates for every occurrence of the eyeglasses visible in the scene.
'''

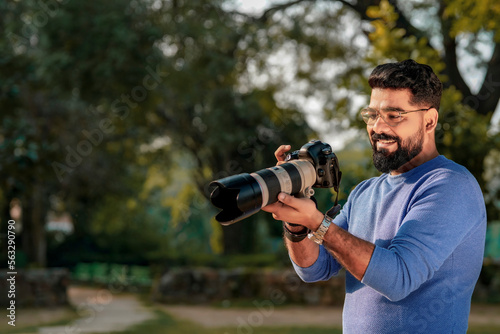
[360,107,432,127]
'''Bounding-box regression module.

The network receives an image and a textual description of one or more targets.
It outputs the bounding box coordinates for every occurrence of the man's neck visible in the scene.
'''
[390,149,439,175]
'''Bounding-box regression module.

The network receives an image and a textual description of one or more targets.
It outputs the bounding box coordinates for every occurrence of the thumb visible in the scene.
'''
[277,192,299,208]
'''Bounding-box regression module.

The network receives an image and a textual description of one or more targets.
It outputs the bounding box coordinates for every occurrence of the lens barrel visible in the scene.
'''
[209,160,316,225]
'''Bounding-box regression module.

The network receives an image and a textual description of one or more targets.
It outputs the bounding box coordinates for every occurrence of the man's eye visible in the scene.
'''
[385,112,400,120]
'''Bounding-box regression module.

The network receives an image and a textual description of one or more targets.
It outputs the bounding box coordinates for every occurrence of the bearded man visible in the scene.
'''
[263,59,486,333]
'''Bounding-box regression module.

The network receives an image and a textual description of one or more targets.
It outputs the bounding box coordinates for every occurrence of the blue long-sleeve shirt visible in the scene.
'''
[292,155,486,333]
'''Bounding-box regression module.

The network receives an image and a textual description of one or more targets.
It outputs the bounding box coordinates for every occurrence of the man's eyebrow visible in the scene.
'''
[381,106,404,112]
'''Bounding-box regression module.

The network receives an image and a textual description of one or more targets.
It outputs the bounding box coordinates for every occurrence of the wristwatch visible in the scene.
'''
[308,213,335,245]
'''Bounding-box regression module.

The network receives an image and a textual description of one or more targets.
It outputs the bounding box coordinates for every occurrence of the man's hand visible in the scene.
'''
[264,144,323,230]
[262,192,323,231]
[274,144,291,165]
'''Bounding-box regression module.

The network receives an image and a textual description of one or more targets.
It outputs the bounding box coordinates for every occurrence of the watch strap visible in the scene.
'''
[283,222,310,242]
[308,215,333,245]
[308,204,341,245]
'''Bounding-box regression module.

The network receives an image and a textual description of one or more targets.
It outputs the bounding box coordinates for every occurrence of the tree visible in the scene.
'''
[142,0,315,254]
[223,0,500,219]
[2,0,499,263]
[0,0,165,266]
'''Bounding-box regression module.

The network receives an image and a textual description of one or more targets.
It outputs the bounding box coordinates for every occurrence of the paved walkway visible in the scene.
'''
[162,303,500,328]
[162,304,344,328]
[38,287,154,334]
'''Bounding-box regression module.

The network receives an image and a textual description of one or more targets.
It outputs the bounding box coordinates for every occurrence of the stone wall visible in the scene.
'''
[152,267,346,306]
[0,268,70,308]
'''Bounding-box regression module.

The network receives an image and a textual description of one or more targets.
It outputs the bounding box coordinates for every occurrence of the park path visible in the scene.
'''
[38,286,154,334]
[162,304,344,328]
[162,303,500,328]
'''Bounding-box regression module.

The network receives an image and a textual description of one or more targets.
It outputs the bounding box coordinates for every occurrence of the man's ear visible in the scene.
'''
[425,108,439,132]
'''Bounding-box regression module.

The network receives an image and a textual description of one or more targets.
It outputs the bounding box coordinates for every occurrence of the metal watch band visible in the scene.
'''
[308,214,334,245]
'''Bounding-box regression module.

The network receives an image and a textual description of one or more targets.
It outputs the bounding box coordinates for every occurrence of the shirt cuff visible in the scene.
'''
[291,245,339,282]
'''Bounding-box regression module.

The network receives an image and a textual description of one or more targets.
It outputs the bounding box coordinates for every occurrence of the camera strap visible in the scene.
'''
[326,192,341,219]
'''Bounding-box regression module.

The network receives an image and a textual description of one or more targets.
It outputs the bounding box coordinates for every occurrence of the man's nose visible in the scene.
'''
[371,114,391,133]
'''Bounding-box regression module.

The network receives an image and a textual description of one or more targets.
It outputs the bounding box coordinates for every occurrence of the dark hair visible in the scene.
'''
[368,59,443,111]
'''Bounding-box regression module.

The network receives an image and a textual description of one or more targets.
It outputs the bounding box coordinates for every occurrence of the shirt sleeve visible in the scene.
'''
[291,245,342,282]
[361,171,486,301]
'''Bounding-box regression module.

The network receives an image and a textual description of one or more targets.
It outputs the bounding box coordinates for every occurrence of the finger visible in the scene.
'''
[277,192,304,209]
[261,202,282,213]
[274,145,291,162]
[276,193,323,228]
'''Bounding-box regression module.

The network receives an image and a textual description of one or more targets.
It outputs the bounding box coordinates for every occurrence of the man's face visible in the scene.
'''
[367,88,426,174]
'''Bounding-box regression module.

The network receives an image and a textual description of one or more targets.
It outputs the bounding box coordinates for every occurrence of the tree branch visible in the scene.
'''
[476,42,500,116]
[258,0,314,23]
[438,1,472,95]
[224,0,314,23]
[388,0,430,41]
[337,0,378,21]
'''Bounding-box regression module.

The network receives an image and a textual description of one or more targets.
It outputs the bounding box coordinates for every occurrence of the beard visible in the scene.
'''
[371,127,424,173]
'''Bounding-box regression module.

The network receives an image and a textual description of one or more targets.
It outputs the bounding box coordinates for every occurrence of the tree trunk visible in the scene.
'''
[21,182,47,267]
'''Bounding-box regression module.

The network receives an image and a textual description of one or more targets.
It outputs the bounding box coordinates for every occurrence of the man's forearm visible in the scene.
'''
[323,223,375,281]
[267,193,374,279]
[285,237,320,268]
[283,222,319,267]
[285,222,374,280]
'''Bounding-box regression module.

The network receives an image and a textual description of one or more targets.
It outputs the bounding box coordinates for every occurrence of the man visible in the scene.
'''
[263,59,486,333]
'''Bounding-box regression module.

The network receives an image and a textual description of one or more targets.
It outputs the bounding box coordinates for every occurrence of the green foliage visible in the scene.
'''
[444,0,500,41]
[366,0,446,78]
[1,0,167,266]
[484,152,500,221]
[436,87,496,188]
[357,0,500,221]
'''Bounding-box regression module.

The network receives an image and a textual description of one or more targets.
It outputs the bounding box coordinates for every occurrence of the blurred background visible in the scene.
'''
[1,0,499,333]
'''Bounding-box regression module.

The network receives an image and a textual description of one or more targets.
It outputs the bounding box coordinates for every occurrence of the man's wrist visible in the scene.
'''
[285,222,308,233]
[310,210,325,232]
[308,213,334,245]
[283,222,310,242]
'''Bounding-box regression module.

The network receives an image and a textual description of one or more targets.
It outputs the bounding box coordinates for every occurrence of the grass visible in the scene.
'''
[1,307,79,334]
[469,327,500,334]
[2,316,77,334]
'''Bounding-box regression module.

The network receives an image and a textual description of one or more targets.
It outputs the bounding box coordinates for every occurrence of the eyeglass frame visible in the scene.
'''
[360,106,433,127]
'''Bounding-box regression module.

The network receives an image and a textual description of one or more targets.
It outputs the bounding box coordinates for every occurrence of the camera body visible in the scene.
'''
[209,140,341,225]
[285,139,341,192]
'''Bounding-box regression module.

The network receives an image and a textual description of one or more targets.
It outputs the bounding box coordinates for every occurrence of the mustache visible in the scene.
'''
[371,133,400,142]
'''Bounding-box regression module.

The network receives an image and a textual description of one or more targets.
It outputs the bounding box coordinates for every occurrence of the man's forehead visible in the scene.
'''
[369,88,414,107]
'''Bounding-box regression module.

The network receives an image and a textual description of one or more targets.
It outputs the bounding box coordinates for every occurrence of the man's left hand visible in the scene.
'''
[262,192,324,231]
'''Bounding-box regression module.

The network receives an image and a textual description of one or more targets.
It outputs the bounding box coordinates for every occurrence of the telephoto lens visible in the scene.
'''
[209,160,316,225]
[209,140,341,226]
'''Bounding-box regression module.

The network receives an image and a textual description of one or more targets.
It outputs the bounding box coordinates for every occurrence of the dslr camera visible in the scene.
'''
[209,140,342,225]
